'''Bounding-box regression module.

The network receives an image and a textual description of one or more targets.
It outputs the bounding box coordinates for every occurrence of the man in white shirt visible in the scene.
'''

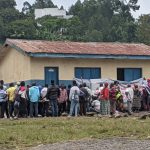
[69,81,80,117]
[125,84,134,115]
[41,84,49,117]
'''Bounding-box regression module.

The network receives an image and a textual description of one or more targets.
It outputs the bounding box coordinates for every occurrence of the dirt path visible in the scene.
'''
[30,138,150,150]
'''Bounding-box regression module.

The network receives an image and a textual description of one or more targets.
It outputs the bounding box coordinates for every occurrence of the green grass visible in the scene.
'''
[0,117,150,149]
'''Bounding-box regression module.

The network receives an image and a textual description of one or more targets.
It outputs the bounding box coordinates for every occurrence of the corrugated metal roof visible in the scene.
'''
[6,39,150,56]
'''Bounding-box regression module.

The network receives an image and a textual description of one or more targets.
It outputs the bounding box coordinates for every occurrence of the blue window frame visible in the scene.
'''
[117,68,142,81]
[75,68,101,79]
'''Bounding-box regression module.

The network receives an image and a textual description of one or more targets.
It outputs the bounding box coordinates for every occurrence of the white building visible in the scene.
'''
[35,8,73,19]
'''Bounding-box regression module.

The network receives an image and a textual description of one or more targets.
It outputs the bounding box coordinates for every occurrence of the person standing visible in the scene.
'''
[79,84,89,116]
[29,83,40,117]
[83,83,92,112]
[125,84,134,115]
[69,80,80,117]
[18,81,28,117]
[26,85,30,116]
[66,85,72,114]
[109,83,117,115]
[0,80,9,118]
[0,85,7,118]
[46,80,60,117]
[100,82,110,115]
[132,85,141,112]
[6,83,16,119]
[0,80,7,90]
[145,79,150,111]
[58,85,68,116]
[41,84,49,117]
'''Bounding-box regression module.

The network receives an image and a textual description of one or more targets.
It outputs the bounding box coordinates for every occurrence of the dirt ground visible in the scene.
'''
[29,112,150,150]
[29,138,150,150]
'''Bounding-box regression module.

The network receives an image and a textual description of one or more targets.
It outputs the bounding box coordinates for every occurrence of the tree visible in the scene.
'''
[0,8,20,23]
[69,0,83,16]
[0,0,20,41]
[128,0,140,11]
[85,30,103,42]
[60,6,64,10]
[22,1,33,15]
[68,0,139,42]
[32,0,57,9]
[136,15,150,45]
[36,16,68,40]
[7,19,36,39]
[0,0,16,9]
[0,17,5,40]
[0,0,141,43]
[65,16,85,41]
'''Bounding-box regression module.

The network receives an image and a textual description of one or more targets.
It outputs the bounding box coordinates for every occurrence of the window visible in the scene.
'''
[75,68,101,79]
[117,68,142,81]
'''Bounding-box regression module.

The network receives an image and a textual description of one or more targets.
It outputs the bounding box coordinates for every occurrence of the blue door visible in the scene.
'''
[45,67,59,85]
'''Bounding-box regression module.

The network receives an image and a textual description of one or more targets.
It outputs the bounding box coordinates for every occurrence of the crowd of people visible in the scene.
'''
[0,78,150,120]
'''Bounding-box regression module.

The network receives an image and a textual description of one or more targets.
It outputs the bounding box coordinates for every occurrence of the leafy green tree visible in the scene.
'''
[36,16,67,40]
[0,0,21,41]
[22,1,33,15]
[128,0,140,11]
[32,0,57,9]
[0,0,141,43]
[68,0,139,42]
[136,15,150,45]
[65,16,85,41]
[0,17,5,40]
[85,30,103,42]
[7,18,36,39]
[69,0,83,16]
[0,0,16,9]
[60,6,64,10]
[0,8,20,23]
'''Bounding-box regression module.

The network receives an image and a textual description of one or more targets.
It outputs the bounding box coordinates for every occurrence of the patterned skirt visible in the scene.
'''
[100,100,110,115]
[132,97,141,109]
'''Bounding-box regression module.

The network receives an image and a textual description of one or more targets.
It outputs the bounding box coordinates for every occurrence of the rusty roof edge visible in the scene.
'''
[28,52,150,60]
[6,39,30,56]
[4,39,150,59]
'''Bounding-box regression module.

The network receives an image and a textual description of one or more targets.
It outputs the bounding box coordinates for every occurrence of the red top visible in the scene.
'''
[101,87,109,100]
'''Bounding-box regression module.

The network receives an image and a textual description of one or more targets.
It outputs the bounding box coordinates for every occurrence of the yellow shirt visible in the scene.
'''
[7,87,16,101]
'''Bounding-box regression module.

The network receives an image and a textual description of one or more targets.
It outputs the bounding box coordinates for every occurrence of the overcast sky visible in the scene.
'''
[16,0,150,18]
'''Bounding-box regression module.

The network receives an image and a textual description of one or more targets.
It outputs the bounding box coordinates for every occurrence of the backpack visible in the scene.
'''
[71,90,79,102]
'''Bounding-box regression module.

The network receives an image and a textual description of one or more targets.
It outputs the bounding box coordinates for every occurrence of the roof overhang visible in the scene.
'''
[29,52,150,60]
[2,39,150,60]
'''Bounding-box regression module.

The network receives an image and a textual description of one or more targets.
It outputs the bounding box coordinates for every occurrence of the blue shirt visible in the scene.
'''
[29,86,40,102]
[0,90,7,102]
